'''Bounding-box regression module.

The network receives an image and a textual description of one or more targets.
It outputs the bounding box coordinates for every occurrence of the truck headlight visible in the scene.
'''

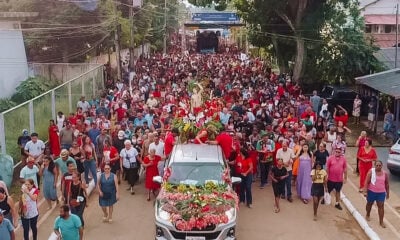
[225,208,235,221]
[158,209,170,221]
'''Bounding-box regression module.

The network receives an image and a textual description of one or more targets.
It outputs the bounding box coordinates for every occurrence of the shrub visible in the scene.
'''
[0,99,17,113]
[10,76,58,104]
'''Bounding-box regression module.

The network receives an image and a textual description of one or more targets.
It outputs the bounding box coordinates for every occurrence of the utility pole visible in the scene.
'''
[396,3,399,68]
[181,24,186,54]
[163,0,167,54]
[129,4,135,69]
[115,23,122,81]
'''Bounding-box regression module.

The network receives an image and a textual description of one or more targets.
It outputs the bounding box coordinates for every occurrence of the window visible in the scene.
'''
[372,25,379,33]
[365,25,372,33]
[384,25,394,33]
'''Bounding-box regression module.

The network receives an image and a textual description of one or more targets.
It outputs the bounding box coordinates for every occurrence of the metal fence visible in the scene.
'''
[0,63,104,162]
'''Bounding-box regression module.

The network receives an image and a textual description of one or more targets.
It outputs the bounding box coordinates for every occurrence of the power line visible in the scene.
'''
[33,33,110,63]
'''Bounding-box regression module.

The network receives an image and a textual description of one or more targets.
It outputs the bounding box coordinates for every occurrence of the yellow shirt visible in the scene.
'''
[311,169,327,184]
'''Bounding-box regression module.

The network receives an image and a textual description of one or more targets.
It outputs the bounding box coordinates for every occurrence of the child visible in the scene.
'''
[270,159,288,213]
[311,161,327,221]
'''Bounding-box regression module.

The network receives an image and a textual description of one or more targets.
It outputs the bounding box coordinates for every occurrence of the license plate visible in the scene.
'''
[185,237,205,240]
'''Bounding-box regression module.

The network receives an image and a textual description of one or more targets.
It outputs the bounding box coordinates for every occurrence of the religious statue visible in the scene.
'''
[190,82,203,113]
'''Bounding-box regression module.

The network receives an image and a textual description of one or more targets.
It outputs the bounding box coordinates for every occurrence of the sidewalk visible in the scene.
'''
[344,119,400,239]
[344,148,400,239]
[346,119,393,147]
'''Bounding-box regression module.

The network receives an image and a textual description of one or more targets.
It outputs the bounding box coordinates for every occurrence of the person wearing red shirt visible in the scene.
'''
[194,128,208,144]
[327,147,348,210]
[142,149,161,201]
[300,107,317,124]
[114,101,126,122]
[61,161,75,203]
[207,131,234,160]
[357,139,377,192]
[68,113,77,126]
[273,138,283,166]
[277,83,285,97]
[333,105,349,126]
[236,148,253,208]
[152,88,161,98]
[164,128,179,157]
[102,140,120,183]
[248,95,260,109]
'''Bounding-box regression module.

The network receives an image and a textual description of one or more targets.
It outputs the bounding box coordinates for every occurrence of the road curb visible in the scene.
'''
[48,172,100,240]
[341,192,380,240]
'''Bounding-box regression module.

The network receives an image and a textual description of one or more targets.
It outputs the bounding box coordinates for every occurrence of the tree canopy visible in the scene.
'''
[188,0,382,86]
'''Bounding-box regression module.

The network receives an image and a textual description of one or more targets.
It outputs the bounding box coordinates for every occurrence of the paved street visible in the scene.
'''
[20,176,367,240]
[16,147,400,240]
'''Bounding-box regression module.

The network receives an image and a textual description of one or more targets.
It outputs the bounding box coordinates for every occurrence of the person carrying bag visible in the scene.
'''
[68,172,87,227]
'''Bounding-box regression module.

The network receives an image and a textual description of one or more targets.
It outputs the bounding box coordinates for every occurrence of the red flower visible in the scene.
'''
[201,205,210,213]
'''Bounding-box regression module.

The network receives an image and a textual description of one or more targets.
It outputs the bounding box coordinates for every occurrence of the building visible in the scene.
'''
[360,0,399,48]
[0,12,38,98]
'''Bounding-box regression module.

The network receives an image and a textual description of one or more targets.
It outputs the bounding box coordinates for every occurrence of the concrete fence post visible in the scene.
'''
[29,101,35,133]
[0,114,6,154]
[68,82,72,113]
[81,75,85,97]
[92,69,96,97]
[51,90,56,121]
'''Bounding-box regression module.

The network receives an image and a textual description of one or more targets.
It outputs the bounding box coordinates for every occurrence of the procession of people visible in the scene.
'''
[9,43,391,240]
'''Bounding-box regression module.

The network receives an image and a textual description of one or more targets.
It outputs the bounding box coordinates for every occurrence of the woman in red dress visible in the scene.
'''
[48,119,61,157]
[142,148,161,201]
[357,139,377,192]
[194,128,208,144]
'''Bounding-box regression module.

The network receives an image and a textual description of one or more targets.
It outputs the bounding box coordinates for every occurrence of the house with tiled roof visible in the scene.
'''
[360,0,399,48]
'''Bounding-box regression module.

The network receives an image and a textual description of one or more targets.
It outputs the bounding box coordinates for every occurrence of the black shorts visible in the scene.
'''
[272,182,285,197]
[327,180,343,193]
[110,161,120,173]
[311,183,324,197]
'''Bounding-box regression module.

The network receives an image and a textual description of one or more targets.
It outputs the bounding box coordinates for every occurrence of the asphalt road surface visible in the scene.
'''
[22,175,367,240]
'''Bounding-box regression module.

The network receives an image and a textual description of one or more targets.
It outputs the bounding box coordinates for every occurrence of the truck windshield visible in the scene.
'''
[168,162,225,185]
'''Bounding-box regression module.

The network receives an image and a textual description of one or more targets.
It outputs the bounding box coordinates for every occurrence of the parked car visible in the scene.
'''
[319,85,373,116]
[387,138,400,175]
[153,144,241,240]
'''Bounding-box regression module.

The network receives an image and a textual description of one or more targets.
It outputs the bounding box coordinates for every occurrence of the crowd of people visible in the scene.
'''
[1,48,392,240]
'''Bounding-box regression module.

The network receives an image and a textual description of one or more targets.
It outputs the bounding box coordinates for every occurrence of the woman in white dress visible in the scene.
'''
[56,111,65,130]
[324,125,337,155]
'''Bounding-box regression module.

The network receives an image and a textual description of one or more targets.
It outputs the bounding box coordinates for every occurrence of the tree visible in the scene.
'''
[312,1,383,85]
[189,0,332,83]
[189,0,381,86]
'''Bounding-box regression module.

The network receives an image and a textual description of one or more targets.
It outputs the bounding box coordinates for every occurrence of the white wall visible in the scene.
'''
[0,21,29,98]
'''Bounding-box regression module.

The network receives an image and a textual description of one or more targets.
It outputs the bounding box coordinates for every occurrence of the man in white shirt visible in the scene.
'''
[77,96,90,113]
[276,140,295,202]
[24,133,45,165]
[146,94,158,109]
[149,134,165,177]
[219,108,231,125]
[24,132,45,187]
[19,157,39,187]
